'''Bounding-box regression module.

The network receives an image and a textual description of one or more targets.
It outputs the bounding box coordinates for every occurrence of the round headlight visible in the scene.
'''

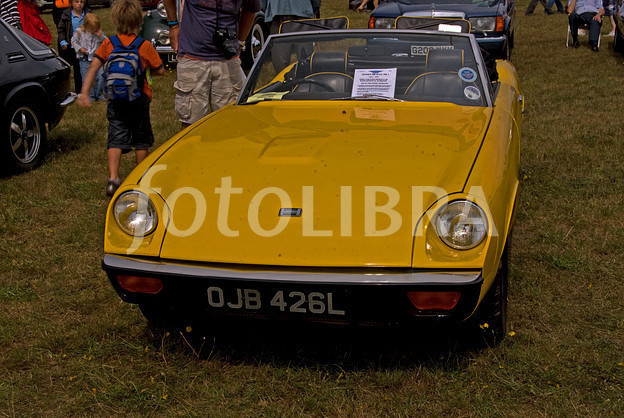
[157,30,170,45]
[374,17,396,29]
[435,200,488,250]
[114,191,158,236]
[468,17,496,32]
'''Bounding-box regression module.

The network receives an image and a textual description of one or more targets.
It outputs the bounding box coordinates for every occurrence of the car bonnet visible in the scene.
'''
[145,102,492,267]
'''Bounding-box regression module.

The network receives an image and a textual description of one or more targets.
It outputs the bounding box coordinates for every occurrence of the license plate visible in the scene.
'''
[206,285,348,317]
[410,45,454,56]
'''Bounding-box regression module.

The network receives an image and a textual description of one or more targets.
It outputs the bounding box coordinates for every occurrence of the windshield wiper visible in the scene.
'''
[331,94,405,102]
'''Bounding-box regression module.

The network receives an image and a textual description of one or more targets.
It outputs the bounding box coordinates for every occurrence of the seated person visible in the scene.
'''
[568,0,604,51]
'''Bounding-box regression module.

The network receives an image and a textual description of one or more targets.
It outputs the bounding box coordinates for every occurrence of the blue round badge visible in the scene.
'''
[458,67,477,82]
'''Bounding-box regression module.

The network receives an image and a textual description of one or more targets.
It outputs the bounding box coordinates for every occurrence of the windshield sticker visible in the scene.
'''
[458,67,477,82]
[352,68,397,98]
[411,45,454,56]
[464,86,481,101]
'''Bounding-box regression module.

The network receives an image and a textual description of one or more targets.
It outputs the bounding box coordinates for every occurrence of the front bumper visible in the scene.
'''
[155,45,177,64]
[49,92,77,131]
[475,35,507,57]
[103,254,483,327]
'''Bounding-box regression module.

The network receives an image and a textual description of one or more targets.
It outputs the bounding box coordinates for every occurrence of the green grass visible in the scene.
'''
[1,0,623,415]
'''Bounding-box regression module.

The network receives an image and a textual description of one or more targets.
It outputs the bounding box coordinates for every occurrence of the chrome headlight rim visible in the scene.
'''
[435,200,488,250]
[113,190,158,237]
[156,30,170,46]
[468,16,496,32]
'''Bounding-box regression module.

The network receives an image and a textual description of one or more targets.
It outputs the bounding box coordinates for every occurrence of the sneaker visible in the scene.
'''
[591,45,599,52]
[106,178,122,197]
[544,8,555,14]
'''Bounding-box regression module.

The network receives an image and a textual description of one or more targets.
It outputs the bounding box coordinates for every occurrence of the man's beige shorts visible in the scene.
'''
[173,57,245,126]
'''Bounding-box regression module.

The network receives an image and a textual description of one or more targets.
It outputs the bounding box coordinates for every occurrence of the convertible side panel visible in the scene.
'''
[461,60,522,301]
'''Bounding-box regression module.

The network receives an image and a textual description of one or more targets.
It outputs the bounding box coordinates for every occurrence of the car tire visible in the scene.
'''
[241,19,266,71]
[3,100,46,171]
[476,239,509,346]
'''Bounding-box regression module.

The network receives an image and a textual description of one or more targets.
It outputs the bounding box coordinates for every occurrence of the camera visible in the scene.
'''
[215,27,239,59]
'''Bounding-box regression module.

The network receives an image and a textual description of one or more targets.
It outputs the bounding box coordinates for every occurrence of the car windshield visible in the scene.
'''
[238,30,489,107]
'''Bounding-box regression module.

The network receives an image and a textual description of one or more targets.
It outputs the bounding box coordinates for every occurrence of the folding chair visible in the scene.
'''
[566,22,601,47]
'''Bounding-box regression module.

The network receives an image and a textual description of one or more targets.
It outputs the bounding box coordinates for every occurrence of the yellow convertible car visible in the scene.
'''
[103,21,522,345]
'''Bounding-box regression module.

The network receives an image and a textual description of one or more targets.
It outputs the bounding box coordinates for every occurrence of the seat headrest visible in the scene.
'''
[425,49,465,71]
[309,52,347,74]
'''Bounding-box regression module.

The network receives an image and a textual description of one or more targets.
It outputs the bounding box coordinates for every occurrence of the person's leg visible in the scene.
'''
[79,59,89,97]
[73,58,83,92]
[569,12,581,43]
[553,0,564,12]
[107,148,122,181]
[129,96,154,166]
[211,59,245,112]
[174,57,211,129]
[93,66,105,100]
[106,102,130,195]
[525,0,539,14]
[586,15,602,47]
[135,149,148,164]
[540,0,555,14]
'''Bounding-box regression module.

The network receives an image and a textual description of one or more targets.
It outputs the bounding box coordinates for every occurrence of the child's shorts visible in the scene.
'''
[106,94,154,151]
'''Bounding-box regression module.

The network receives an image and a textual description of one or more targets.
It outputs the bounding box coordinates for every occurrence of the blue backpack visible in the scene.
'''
[104,35,145,102]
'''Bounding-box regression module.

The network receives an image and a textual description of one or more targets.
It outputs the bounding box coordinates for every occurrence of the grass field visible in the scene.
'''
[1,0,623,415]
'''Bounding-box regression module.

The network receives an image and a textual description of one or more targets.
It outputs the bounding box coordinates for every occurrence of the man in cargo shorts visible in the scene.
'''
[164,0,261,129]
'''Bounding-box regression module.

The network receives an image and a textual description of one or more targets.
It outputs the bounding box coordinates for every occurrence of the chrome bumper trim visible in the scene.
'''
[103,254,482,286]
[60,92,77,107]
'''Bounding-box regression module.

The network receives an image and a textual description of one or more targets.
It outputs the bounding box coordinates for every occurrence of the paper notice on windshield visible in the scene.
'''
[438,23,462,33]
[352,68,397,98]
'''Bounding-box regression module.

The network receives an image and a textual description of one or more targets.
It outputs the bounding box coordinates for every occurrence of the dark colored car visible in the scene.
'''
[1,18,75,171]
[140,0,268,70]
[369,0,516,60]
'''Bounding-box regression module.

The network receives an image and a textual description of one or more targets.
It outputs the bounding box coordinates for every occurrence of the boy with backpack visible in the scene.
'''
[77,0,164,196]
